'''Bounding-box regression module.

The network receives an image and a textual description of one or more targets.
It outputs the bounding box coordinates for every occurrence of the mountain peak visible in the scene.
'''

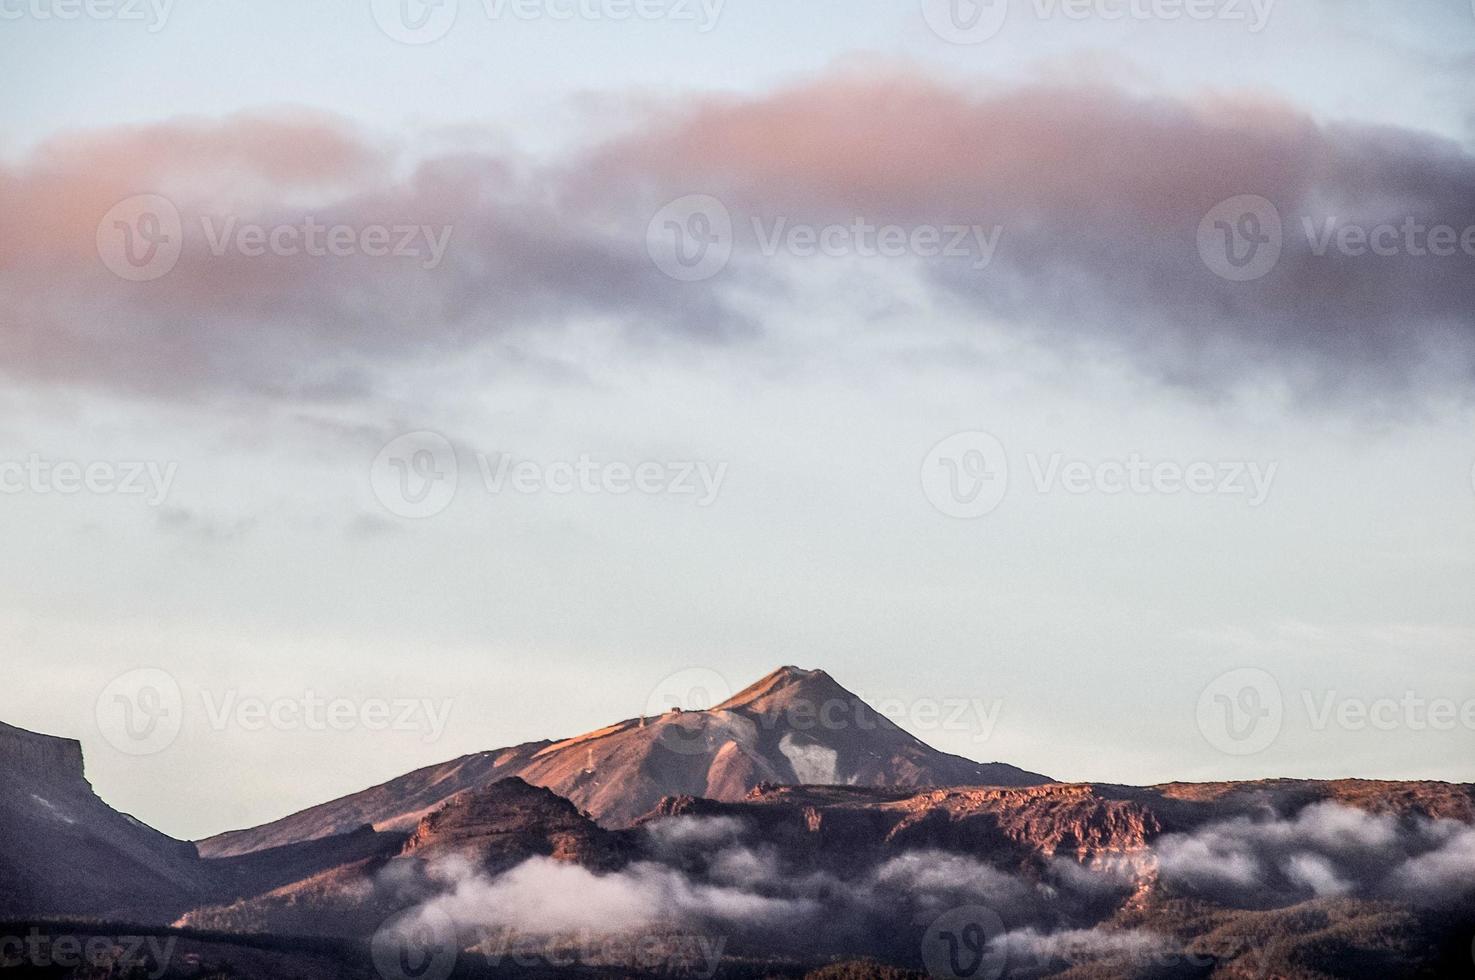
[716,665,850,713]
[197,665,1053,851]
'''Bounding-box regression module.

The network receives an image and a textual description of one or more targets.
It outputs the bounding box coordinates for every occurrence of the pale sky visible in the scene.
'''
[2,0,1474,840]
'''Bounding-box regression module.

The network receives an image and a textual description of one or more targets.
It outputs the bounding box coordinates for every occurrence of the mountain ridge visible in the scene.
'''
[197,665,1052,856]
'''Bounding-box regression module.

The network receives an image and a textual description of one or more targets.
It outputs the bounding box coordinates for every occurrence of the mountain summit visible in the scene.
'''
[716,665,852,712]
[199,666,1051,856]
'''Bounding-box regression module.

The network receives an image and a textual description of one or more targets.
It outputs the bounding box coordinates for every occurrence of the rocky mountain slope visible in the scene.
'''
[0,720,413,923]
[5,671,1472,978]
[0,721,209,920]
[180,778,633,936]
[171,775,1475,977]
[199,666,1052,856]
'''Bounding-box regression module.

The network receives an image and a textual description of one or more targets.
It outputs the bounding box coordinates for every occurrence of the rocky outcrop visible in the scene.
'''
[647,777,1475,875]
[401,777,630,872]
[0,722,86,781]
[0,722,207,921]
[1152,778,1475,823]
[650,782,1163,870]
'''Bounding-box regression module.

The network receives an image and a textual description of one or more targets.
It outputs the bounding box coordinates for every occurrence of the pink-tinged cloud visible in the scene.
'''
[0,113,747,402]
[585,69,1475,400]
[4,71,1474,405]
[2,112,381,267]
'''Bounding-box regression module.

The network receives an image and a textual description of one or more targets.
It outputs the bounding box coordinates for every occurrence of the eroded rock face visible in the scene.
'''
[0,721,85,779]
[646,778,1475,874]
[651,782,1165,872]
[1152,778,1475,823]
[883,785,1164,861]
[401,777,630,872]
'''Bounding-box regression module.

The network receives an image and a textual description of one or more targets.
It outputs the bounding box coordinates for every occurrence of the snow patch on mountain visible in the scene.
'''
[779,734,840,784]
